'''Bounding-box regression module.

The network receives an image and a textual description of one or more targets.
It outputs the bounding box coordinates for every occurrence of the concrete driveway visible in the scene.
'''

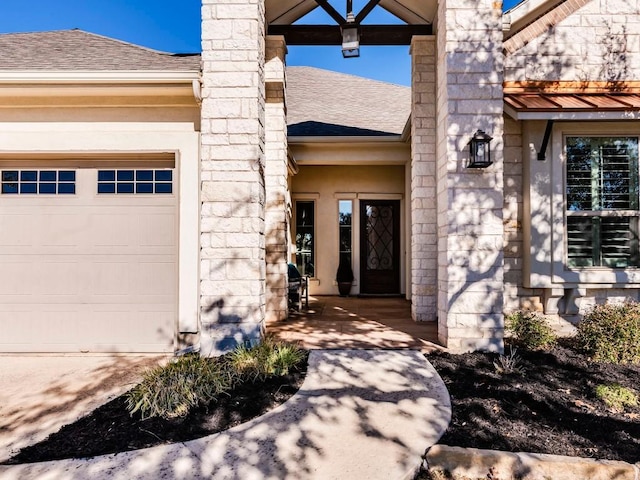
[0,355,167,463]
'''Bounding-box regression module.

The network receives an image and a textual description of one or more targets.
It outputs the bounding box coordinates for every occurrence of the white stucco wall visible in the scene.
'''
[291,164,406,296]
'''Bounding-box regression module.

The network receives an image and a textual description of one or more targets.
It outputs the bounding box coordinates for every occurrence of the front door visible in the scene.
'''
[359,200,400,294]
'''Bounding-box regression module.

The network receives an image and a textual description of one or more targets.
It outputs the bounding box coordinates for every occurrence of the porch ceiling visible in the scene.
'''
[266,0,436,25]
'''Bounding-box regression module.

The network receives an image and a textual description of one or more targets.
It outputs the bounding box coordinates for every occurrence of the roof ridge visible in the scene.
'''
[69,29,199,57]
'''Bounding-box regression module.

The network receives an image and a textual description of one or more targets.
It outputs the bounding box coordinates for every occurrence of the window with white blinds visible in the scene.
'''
[566,136,640,268]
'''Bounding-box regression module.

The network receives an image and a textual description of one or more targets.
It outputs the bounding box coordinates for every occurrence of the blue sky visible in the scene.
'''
[0,0,523,86]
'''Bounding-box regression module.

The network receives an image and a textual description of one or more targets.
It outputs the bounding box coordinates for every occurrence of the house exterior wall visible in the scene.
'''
[410,36,438,322]
[264,35,288,322]
[200,0,267,355]
[433,0,505,352]
[0,107,200,126]
[502,115,546,314]
[290,164,406,296]
[505,0,640,81]
[504,0,640,325]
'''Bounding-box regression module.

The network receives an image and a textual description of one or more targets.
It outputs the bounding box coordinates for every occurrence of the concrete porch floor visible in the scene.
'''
[267,296,443,353]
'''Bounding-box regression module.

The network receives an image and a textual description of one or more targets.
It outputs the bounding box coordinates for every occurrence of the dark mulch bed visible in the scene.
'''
[5,343,640,467]
[3,355,308,465]
[428,339,640,464]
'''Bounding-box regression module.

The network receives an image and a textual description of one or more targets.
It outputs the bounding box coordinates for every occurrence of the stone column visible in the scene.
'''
[264,35,289,322]
[435,0,505,352]
[199,0,266,355]
[410,36,438,322]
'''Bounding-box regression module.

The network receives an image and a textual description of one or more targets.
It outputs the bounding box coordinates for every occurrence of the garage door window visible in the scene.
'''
[97,169,173,194]
[1,170,76,195]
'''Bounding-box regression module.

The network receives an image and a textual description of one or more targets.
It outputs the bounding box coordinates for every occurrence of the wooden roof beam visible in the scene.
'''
[267,24,432,45]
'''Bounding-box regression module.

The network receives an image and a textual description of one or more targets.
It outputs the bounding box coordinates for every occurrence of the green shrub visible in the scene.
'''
[577,302,640,364]
[506,310,557,350]
[126,339,306,420]
[126,354,233,419]
[595,383,638,412]
[228,336,305,381]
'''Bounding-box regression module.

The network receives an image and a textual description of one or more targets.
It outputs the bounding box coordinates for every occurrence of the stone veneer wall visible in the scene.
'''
[505,0,640,81]
[434,0,505,352]
[264,36,288,322]
[410,36,438,322]
[199,0,266,355]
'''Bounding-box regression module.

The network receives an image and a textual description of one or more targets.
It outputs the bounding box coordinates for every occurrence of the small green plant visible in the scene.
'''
[228,336,305,381]
[493,347,523,375]
[577,301,640,364]
[126,354,232,419]
[595,383,638,412]
[506,310,557,350]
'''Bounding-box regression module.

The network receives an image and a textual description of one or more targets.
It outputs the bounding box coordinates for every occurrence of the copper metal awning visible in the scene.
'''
[503,82,640,120]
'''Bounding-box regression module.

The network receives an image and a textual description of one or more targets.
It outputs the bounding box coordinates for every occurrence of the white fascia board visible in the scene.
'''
[504,104,519,120]
[288,135,404,145]
[289,135,410,165]
[509,110,640,121]
[505,0,553,21]
[504,0,562,36]
[0,70,200,84]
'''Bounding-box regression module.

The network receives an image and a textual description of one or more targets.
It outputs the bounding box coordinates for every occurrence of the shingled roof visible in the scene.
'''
[0,29,200,71]
[0,30,409,137]
[286,66,411,137]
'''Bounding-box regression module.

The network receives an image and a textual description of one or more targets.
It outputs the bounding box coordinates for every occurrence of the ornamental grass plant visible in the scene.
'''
[126,338,305,420]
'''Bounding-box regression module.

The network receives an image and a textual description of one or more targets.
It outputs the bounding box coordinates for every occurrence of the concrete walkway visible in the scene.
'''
[0,350,451,480]
[0,355,167,463]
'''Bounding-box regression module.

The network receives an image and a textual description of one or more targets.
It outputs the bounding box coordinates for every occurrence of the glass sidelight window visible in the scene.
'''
[295,201,315,277]
[339,200,353,265]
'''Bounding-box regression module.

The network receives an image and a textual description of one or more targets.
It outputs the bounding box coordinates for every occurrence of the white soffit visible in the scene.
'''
[267,0,318,25]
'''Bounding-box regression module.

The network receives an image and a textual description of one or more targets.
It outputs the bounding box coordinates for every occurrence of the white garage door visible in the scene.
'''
[0,162,177,353]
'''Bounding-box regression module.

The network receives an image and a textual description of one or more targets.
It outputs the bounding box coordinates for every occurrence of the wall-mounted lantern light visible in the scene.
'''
[467,129,493,168]
[341,12,360,58]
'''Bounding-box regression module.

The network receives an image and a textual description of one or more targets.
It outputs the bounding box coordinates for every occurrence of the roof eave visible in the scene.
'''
[0,70,200,84]
[504,105,640,121]
[504,0,563,37]
[288,135,406,144]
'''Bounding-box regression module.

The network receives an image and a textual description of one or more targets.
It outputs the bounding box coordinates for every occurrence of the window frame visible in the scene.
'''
[96,168,173,195]
[529,122,640,288]
[1,169,76,195]
[565,135,640,268]
[338,199,353,267]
